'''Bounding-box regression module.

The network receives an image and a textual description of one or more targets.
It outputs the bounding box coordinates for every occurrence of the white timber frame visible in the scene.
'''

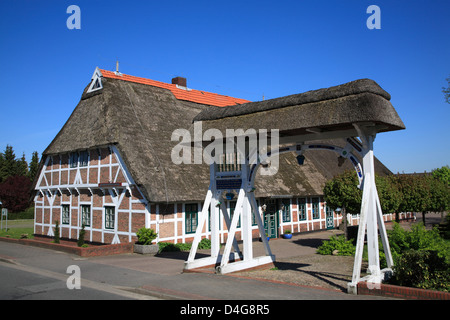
[34,145,150,244]
[185,122,394,293]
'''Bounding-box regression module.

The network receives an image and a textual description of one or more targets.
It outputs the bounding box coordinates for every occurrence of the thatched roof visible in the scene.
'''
[40,71,401,203]
[193,79,405,139]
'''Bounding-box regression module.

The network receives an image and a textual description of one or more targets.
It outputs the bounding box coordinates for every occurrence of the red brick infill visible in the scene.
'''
[0,236,133,257]
[357,281,450,300]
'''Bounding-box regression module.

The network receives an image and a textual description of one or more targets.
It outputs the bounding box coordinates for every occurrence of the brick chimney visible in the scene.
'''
[172,76,187,87]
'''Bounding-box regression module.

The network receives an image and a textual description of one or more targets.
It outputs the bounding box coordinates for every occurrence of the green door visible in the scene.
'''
[264,199,278,238]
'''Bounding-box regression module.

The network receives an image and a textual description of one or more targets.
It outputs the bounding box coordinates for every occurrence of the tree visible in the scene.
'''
[0,145,17,182]
[17,153,28,177]
[0,175,32,212]
[77,224,86,247]
[323,170,362,239]
[376,174,402,214]
[54,220,60,244]
[397,174,433,224]
[28,151,40,182]
[432,165,450,187]
[376,174,403,222]
[443,75,450,104]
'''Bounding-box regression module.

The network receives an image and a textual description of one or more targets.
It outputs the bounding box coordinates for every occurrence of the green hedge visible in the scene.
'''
[3,207,34,220]
[158,238,211,253]
[317,235,355,256]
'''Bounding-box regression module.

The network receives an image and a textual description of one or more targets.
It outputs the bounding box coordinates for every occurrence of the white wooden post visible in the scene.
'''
[186,188,213,264]
[348,129,393,294]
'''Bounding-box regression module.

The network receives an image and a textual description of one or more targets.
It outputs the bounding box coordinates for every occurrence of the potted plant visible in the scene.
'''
[283,229,292,239]
[259,233,271,242]
[134,227,159,255]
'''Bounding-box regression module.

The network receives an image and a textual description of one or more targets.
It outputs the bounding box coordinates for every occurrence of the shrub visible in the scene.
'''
[77,224,86,247]
[53,220,60,244]
[136,227,158,245]
[391,250,450,292]
[386,222,450,291]
[158,242,192,253]
[198,238,211,250]
[317,235,355,256]
[387,222,450,264]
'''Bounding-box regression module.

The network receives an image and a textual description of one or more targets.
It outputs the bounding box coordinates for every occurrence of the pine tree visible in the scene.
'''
[77,224,86,247]
[28,151,39,182]
[54,220,60,244]
[1,145,17,181]
[17,153,28,177]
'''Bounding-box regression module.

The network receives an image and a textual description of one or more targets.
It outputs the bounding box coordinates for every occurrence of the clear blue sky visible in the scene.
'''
[0,0,449,173]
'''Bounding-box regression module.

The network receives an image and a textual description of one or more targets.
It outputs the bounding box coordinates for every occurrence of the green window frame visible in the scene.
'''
[298,198,307,221]
[104,206,115,230]
[281,199,291,222]
[312,198,320,219]
[61,205,70,225]
[81,205,91,227]
[185,203,198,234]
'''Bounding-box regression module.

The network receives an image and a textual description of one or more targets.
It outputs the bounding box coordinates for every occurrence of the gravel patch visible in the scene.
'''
[234,254,368,292]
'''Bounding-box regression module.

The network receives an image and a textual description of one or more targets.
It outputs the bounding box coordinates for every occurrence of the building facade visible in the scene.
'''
[33,68,408,245]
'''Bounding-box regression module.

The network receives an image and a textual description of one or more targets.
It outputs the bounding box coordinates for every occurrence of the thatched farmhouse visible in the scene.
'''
[33,67,404,245]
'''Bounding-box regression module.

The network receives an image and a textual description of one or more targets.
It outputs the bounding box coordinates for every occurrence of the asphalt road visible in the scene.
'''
[0,239,392,303]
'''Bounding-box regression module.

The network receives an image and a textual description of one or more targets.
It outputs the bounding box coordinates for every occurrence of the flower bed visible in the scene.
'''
[0,235,133,257]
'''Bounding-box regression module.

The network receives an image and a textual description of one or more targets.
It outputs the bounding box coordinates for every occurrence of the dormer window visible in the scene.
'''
[87,67,103,93]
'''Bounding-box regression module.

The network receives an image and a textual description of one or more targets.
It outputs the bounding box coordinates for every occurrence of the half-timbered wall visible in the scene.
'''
[34,146,411,245]
[34,146,149,244]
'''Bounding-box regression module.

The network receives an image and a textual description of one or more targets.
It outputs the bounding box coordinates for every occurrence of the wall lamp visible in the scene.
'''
[296,154,305,165]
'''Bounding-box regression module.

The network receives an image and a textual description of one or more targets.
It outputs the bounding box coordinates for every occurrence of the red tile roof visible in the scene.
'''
[100,69,250,107]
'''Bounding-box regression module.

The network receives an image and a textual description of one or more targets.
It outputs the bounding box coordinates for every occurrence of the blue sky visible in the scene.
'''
[0,0,449,173]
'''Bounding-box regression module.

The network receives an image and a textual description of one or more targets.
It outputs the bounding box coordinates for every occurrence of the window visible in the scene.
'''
[70,152,78,168]
[105,206,115,230]
[62,205,70,225]
[298,198,307,221]
[312,198,320,219]
[185,203,198,234]
[281,199,291,222]
[81,205,91,227]
[79,150,89,167]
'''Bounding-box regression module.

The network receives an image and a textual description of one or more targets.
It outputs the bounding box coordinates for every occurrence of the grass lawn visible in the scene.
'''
[0,219,34,239]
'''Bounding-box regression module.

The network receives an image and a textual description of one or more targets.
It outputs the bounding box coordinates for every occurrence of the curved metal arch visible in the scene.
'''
[248,138,364,189]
